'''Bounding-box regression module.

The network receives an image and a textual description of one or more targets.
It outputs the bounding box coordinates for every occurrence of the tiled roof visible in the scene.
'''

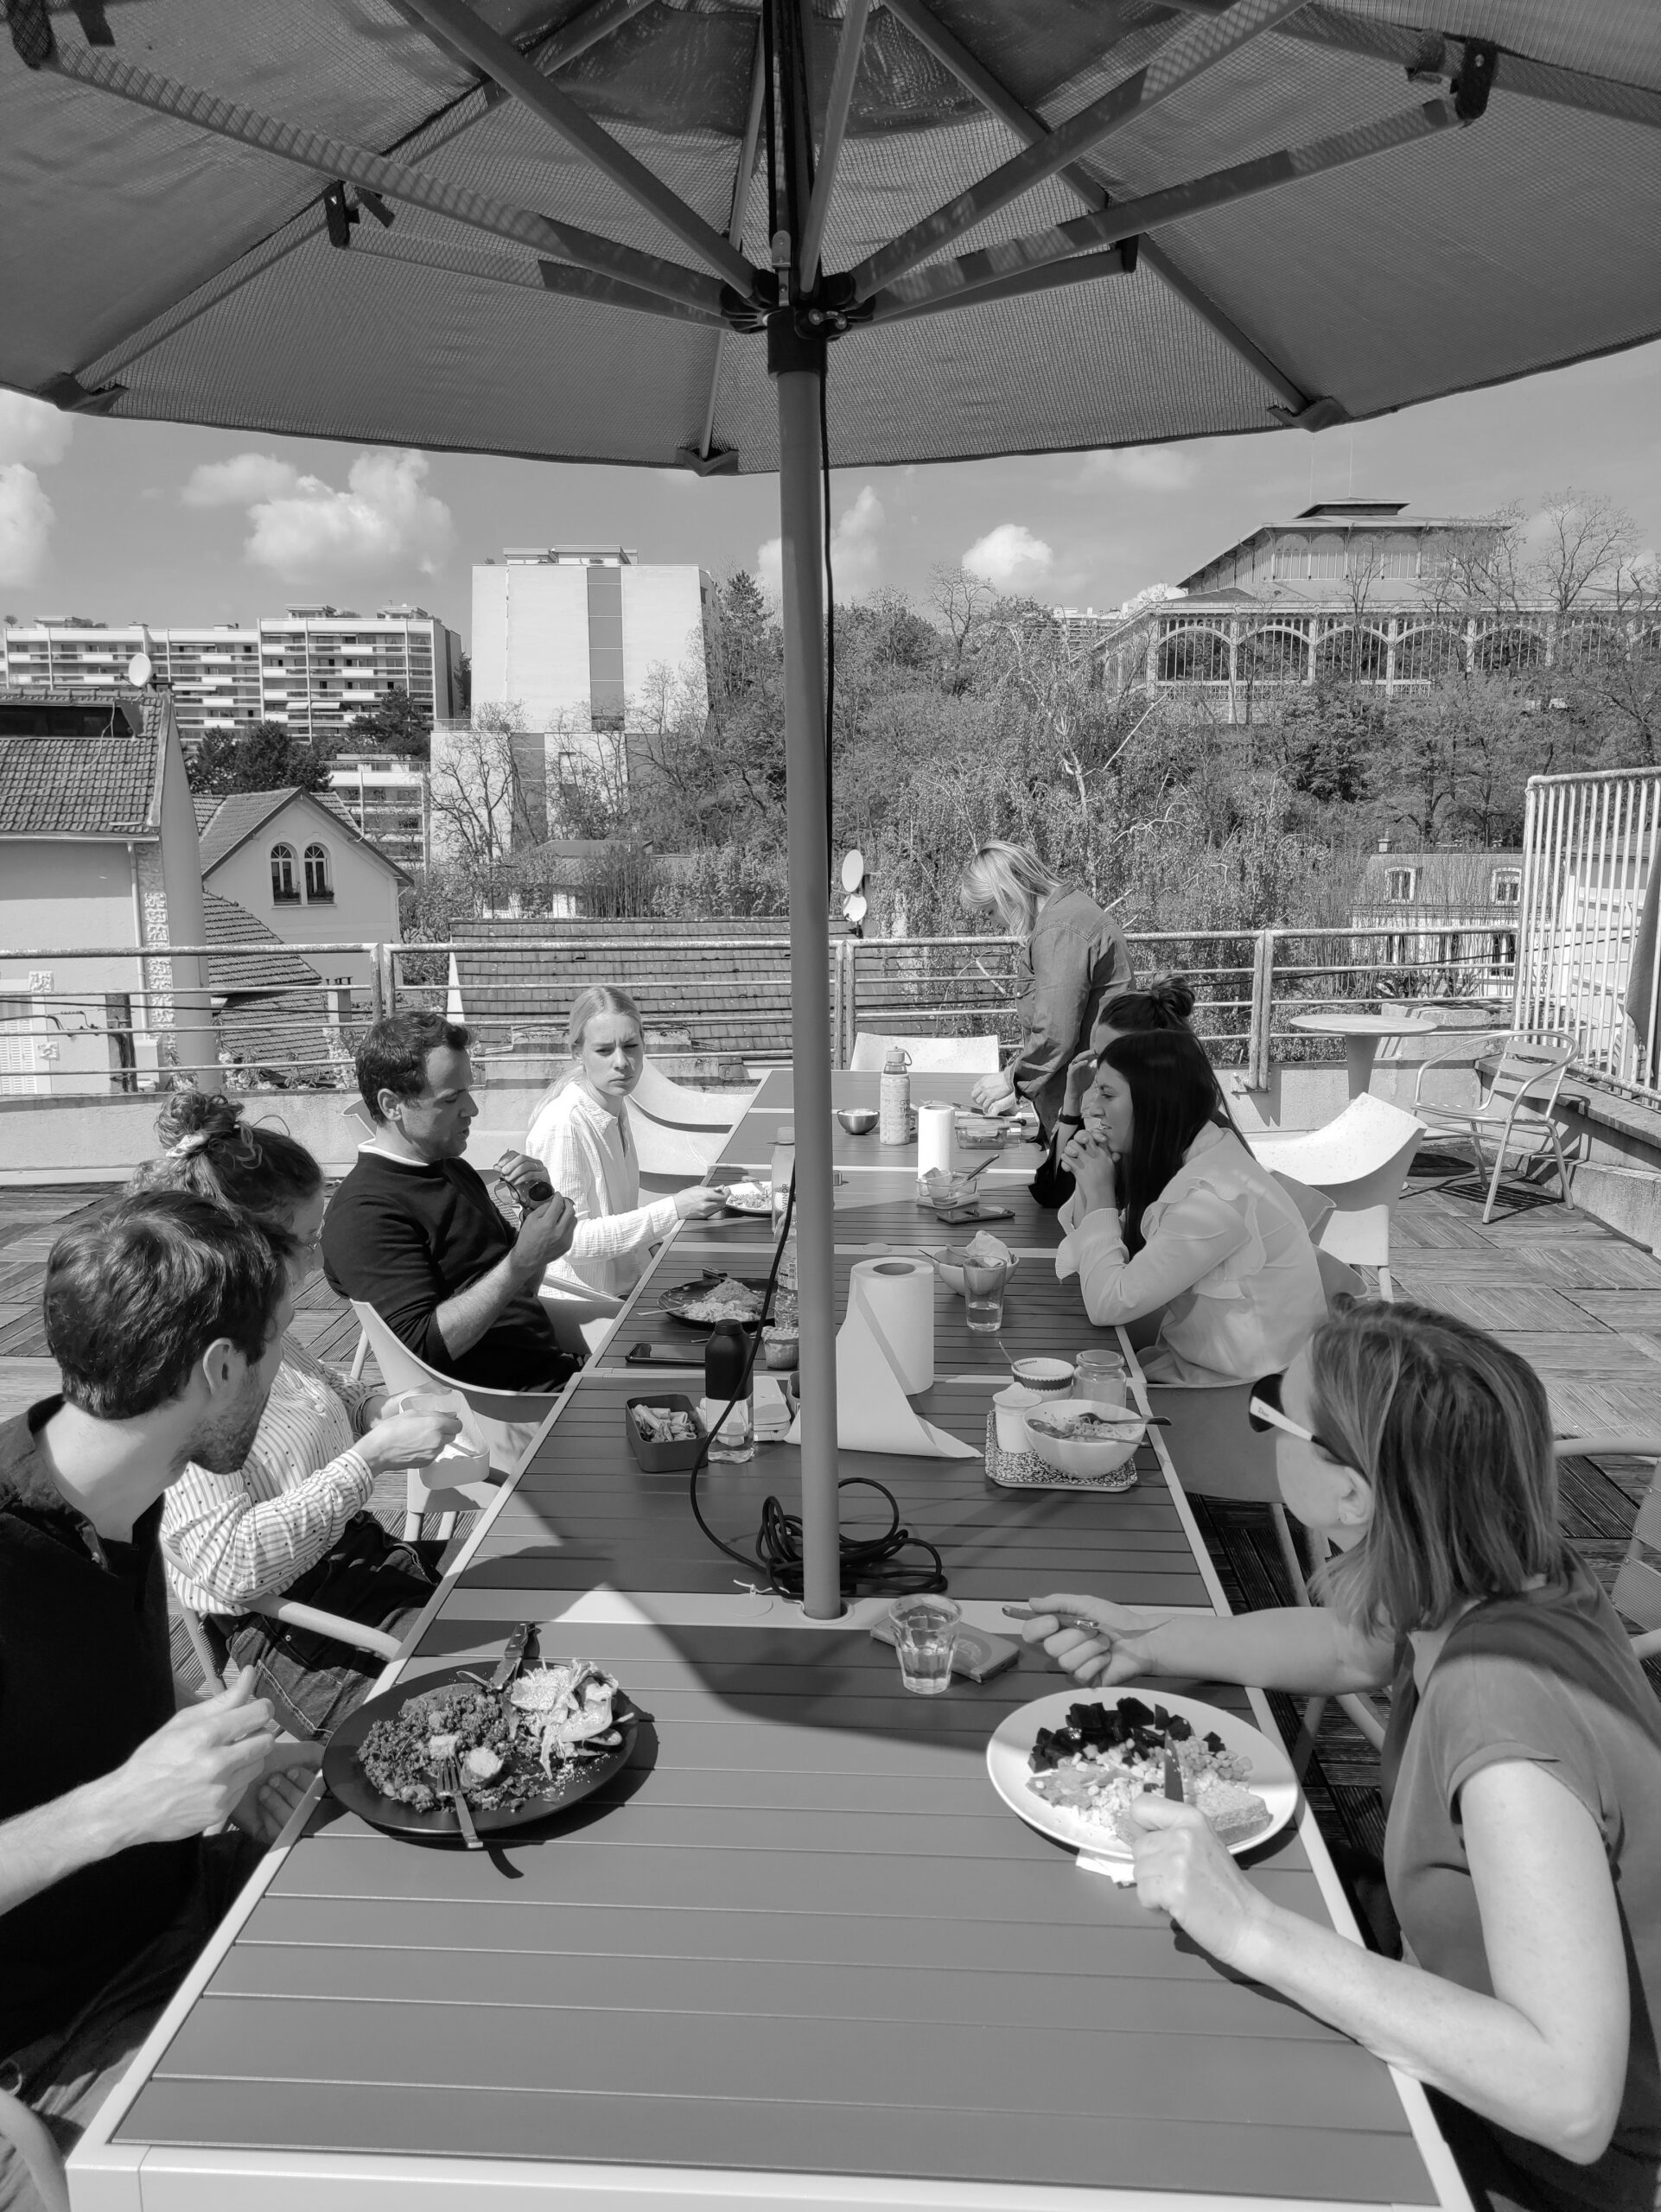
[202,890,322,1001]
[197,785,409,884]
[0,688,168,837]
[193,791,221,835]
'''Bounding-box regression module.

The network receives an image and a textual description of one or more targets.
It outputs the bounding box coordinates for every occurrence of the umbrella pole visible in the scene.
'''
[772,323,843,1621]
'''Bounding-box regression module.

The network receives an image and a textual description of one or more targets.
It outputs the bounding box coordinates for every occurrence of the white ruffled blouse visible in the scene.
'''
[525,1077,680,1300]
[1056,1122,1327,1386]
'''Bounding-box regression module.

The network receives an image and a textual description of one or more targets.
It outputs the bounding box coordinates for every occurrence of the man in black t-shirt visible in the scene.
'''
[0,1193,320,2207]
[322,1011,581,1392]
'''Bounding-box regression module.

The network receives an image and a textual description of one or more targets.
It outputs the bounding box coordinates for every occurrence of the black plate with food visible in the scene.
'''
[656,1272,773,1332]
[321,1657,643,1842]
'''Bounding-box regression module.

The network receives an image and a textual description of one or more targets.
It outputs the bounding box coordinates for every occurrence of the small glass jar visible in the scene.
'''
[1072,1347,1129,1408]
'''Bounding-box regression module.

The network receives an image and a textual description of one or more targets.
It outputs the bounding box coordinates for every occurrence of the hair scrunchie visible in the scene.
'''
[167,1132,213,1159]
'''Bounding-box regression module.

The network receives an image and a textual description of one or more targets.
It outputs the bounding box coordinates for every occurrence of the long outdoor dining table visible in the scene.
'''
[73,1068,1467,2210]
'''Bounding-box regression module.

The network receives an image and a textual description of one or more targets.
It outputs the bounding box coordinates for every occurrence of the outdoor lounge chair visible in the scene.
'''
[1407,1027,1580,1224]
[348,1300,564,1478]
[850,1033,1001,1073]
[1246,1095,1425,1300]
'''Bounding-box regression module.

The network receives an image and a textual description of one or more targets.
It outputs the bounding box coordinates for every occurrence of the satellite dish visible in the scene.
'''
[126,652,153,688]
[843,891,869,925]
[840,848,865,893]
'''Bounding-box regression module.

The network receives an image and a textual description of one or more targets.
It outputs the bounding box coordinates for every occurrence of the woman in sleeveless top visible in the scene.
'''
[1016,1302,1661,2212]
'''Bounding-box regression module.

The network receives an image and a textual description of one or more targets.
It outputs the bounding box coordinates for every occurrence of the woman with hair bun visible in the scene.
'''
[525,984,727,1300]
[1034,973,1199,1208]
[135,1093,463,1736]
[1018,1303,1661,2212]
[958,840,1134,1140]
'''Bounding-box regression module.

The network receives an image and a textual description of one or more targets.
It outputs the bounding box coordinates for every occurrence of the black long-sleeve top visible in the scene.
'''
[321,1150,576,1392]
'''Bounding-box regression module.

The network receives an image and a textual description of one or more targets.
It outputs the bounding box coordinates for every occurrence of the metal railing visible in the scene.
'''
[1516,768,1661,1105]
[0,925,1518,1097]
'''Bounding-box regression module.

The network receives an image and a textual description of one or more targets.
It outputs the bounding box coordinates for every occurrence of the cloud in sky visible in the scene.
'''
[963,521,1053,588]
[0,394,75,587]
[180,452,302,508]
[181,448,455,577]
[1081,445,1200,493]
[758,482,885,602]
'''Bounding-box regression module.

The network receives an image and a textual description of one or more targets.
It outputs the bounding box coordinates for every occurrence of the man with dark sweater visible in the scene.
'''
[322,1012,581,1392]
[0,1194,318,2209]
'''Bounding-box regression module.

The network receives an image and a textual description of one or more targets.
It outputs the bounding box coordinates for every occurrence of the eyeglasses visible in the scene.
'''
[1247,1370,1340,1459]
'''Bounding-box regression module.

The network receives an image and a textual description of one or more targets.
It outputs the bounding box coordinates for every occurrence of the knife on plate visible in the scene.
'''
[490,1621,536,1692]
[1162,1751,1185,1802]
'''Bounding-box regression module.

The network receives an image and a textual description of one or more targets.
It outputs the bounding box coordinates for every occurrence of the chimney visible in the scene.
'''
[1378,834,1391,853]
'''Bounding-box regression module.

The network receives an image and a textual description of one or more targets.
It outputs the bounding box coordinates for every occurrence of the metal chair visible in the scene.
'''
[1248,1095,1425,1299]
[849,1032,1000,1072]
[1408,1027,1580,1224]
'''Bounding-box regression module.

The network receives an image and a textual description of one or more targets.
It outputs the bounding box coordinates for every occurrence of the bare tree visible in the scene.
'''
[1530,486,1639,617]
[428,702,536,874]
[928,564,1001,690]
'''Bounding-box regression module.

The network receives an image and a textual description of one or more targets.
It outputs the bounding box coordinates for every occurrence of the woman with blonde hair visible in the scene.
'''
[525,984,726,1300]
[1018,1302,1661,2212]
[958,839,1133,1141]
[132,1092,461,1736]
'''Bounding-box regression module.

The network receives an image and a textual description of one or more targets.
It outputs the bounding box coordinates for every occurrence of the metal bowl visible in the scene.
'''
[837,1108,879,1135]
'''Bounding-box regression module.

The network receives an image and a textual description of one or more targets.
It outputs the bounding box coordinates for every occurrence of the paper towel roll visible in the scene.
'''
[849,1256,935,1395]
[916,1103,956,1186]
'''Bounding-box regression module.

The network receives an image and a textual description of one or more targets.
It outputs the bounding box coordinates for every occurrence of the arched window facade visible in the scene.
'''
[1238,627,1307,685]
[303,842,333,901]
[1157,627,1230,683]
[270,843,299,903]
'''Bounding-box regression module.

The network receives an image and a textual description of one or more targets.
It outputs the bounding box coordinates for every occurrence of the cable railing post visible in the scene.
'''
[844,935,859,1066]
[367,944,386,1025]
[1248,929,1274,1090]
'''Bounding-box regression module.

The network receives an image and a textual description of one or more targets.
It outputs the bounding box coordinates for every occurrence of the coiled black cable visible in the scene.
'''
[685,1173,946,1605]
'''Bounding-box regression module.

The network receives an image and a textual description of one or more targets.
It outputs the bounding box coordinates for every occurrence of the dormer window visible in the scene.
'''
[1385,867,1416,904]
[303,842,334,902]
[270,843,299,903]
[1492,868,1521,906]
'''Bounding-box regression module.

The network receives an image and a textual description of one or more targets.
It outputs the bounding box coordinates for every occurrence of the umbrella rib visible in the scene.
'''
[846,0,1308,301]
[867,99,1459,321]
[1161,4,1661,136]
[878,0,1311,410]
[398,0,758,296]
[799,0,872,285]
[42,44,730,321]
[873,244,1138,327]
[697,27,769,463]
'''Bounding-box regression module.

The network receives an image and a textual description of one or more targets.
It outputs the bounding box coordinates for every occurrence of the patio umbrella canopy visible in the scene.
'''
[5,0,1660,1614]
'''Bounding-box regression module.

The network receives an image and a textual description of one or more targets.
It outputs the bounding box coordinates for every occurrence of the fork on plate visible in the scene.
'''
[432,1753,484,1850]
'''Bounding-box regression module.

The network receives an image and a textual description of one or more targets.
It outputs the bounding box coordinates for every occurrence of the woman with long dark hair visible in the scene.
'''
[1056,1025,1325,1383]
[1034,973,1198,1209]
[1019,1303,1661,2212]
[134,1093,461,1735]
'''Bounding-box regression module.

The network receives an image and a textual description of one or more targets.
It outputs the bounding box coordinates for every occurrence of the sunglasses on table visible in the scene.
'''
[1247,1370,1342,1459]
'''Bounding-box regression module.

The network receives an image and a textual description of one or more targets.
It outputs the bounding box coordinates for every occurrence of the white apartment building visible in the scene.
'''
[470,546,716,736]
[261,603,463,744]
[0,604,462,748]
[328,753,431,869]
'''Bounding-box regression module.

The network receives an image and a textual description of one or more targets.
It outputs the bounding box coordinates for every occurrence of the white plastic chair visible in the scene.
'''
[349,1300,562,1479]
[1408,1027,1579,1224]
[1247,1095,1424,1300]
[850,1032,1000,1072]
[632,1058,758,1130]
[1556,1431,1661,1663]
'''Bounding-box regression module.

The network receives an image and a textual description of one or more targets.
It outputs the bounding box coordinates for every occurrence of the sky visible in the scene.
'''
[2,336,1658,650]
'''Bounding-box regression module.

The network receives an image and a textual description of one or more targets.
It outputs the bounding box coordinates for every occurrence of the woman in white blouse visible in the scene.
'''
[134,1093,461,1736]
[1057,1027,1326,1386]
[525,984,726,1300]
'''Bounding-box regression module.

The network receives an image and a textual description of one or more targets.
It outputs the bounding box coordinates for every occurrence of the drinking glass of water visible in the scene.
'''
[889,1596,960,1695]
[961,1258,1008,1335]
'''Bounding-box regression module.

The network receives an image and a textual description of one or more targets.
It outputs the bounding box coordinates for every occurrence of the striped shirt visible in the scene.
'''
[526,1078,679,1299]
[161,1338,379,1618]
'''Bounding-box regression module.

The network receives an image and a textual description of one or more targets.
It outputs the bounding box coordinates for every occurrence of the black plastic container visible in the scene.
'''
[624,1395,708,1473]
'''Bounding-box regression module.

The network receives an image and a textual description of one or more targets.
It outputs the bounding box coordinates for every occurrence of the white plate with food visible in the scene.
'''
[986,1688,1297,1863]
[719,1179,774,1215]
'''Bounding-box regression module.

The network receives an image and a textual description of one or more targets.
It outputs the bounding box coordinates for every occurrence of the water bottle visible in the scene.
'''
[770,1120,795,1236]
[879,1045,912,1147]
[702,1320,754,1463]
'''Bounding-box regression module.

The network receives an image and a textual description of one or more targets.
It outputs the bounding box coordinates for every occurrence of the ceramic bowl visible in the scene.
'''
[1022,1400,1146,1480]
[935,1247,1021,1296]
[1009,1357,1074,1396]
[837,1108,879,1134]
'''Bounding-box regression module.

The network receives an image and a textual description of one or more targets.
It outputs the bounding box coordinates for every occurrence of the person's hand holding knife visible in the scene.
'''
[1002,1593,1168,1688]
